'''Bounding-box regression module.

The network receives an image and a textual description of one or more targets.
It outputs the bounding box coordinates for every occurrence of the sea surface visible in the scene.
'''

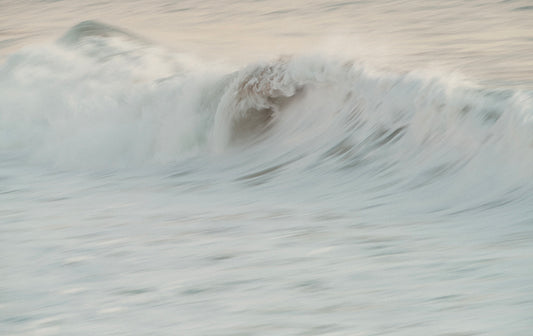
[1,1,533,335]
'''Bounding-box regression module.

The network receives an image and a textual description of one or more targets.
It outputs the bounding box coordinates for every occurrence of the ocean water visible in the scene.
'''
[1,1,533,335]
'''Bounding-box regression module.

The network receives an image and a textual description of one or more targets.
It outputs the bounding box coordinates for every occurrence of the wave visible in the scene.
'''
[1,21,532,183]
[58,20,150,47]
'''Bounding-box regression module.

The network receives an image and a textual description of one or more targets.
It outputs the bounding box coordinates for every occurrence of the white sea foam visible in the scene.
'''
[2,22,532,177]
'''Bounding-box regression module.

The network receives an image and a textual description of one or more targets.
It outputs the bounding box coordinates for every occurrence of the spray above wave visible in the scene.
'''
[0,21,532,177]
[0,21,221,168]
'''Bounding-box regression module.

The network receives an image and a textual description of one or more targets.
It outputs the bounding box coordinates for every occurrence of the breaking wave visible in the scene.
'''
[1,20,532,190]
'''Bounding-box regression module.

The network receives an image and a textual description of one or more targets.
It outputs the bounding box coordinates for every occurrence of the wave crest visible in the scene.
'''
[213,58,305,149]
[1,21,533,177]
[58,20,148,46]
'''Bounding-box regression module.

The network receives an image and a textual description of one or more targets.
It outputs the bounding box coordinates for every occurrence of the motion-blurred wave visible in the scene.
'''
[1,21,532,179]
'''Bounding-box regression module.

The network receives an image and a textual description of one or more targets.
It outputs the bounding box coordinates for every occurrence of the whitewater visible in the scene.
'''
[1,1,533,335]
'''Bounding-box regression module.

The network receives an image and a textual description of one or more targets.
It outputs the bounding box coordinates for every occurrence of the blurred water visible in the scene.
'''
[1,1,533,335]
[2,0,533,87]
